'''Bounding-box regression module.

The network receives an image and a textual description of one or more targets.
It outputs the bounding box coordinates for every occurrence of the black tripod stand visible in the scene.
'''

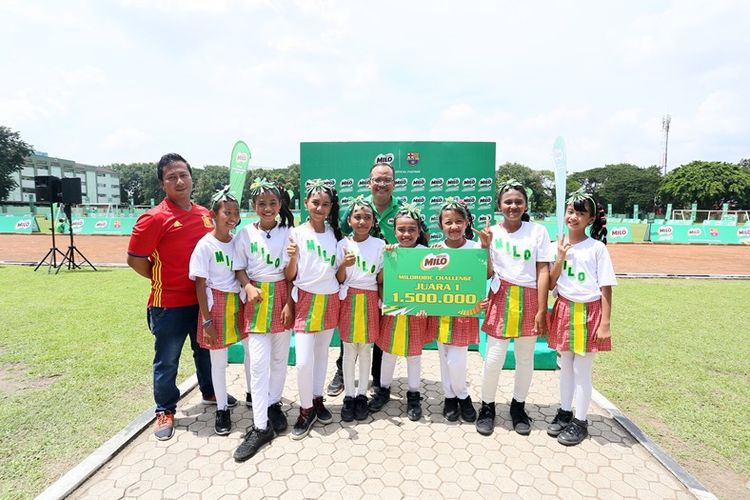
[34,203,67,273]
[56,204,97,273]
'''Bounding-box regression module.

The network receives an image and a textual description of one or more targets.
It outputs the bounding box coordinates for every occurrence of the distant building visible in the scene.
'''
[6,152,121,205]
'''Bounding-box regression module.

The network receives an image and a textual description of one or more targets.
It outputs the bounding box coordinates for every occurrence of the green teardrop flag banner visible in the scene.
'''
[228,141,251,205]
[552,136,567,238]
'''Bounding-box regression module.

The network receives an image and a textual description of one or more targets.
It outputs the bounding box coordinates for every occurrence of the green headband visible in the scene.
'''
[499,178,524,191]
[567,188,595,205]
[210,185,237,209]
[248,177,278,199]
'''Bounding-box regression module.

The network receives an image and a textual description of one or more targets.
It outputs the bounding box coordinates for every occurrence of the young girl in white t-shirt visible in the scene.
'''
[547,190,616,446]
[231,178,295,462]
[426,198,488,424]
[188,187,244,437]
[284,180,343,440]
[476,181,553,437]
[335,196,385,422]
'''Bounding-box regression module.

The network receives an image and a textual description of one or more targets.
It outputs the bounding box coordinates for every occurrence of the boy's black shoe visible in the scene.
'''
[368,386,391,412]
[509,398,532,435]
[341,396,355,422]
[214,409,232,436]
[443,397,460,422]
[354,395,369,421]
[290,407,317,440]
[233,425,275,462]
[326,369,344,396]
[245,391,253,408]
[547,408,573,437]
[458,395,477,422]
[475,401,496,436]
[406,391,422,421]
[267,402,288,433]
[312,396,333,424]
[558,418,588,446]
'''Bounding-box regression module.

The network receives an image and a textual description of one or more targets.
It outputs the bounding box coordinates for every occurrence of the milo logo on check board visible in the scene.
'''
[421,252,450,270]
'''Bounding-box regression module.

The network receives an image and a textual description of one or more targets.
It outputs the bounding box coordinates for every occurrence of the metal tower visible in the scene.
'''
[661,114,671,175]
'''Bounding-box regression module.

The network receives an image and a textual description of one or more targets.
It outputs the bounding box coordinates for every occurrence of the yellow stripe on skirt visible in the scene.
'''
[570,301,588,355]
[503,285,523,338]
[306,293,328,332]
[391,316,409,357]
[437,316,452,344]
[351,294,368,344]
[223,293,242,345]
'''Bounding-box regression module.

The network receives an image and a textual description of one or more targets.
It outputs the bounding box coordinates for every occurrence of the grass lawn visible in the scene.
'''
[0,268,747,498]
[0,266,195,500]
[596,279,750,497]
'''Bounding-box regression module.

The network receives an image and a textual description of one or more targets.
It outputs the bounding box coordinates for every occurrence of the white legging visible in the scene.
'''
[247,331,292,430]
[380,352,422,392]
[343,342,372,397]
[480,335,537,403]
[437,343,469,399]
[559,350,596,421]
[209,337,252,410]
[295,329,334,409]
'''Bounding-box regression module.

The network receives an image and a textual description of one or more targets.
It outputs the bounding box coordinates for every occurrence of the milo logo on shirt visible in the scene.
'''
[249,241,281,268]
[562,260,586,282]
[349,252,378,274]
[494,238,532,261]
[214,250,233,269]
[305,239,336,267]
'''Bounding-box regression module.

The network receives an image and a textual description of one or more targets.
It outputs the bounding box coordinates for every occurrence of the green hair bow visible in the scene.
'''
[397,202,424,221]
[566,188,595,205]
[440,196,466,211]
[248,177,278,198]
[500,178,524,191]
[210,185,237,210]
[304,178,328,197]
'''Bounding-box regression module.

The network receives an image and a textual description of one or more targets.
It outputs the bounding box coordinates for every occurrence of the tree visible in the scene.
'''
[192,165,230,208]
[571,163,662,213]
[658,161,750,209]
[0,126,34,201]
[110,163,162,206]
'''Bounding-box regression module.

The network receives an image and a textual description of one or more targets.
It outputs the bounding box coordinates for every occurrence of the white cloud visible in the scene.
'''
[102,128,150,150]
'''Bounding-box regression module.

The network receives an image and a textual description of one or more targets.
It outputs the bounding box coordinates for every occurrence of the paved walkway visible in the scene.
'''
[72,351,694,499]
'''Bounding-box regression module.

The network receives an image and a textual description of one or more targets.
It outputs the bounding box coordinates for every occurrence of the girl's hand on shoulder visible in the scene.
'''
[594,322,611,340]
[281,303,294,328]
[533,310,548,336]
[287,236,298,258]
[475,221,492,249]
[342,251,356,268]
[557,236,572,260]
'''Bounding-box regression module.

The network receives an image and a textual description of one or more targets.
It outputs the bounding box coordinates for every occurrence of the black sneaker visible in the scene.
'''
[215,409,232,436]
[368,386,391,412]
[290,407,317,440]
[312,396,333,424]
[509,398,532,435]
[547,408,573,437]
[202,394,238,408]
[233,425,275,462]
[341,396,355,422]
[267,402,288,433]
[326,369,344,397]
[354,395,369,421]
[245,391,253,408]
[558,418,588,446]
[443,397,460,422]
[475,401,496,436]
[458,395,477,423]
[406,391,422,421]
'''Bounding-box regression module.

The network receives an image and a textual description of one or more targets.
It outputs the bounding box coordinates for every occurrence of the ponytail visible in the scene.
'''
[521,212,531,222]
[278,188,295,228]
[590,204,608,245]
[325,187,343,241]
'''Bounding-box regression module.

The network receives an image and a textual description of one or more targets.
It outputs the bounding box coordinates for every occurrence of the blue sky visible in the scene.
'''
[1,0,748,172]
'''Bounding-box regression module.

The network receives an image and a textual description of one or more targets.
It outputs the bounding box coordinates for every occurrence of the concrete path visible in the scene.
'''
[71,351,695,499]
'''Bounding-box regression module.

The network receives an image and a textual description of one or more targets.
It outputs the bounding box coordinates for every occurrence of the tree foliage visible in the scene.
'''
[659,161,750,209]
[495,162,579,214]
[571,163,662,213]
[0,126,34,201]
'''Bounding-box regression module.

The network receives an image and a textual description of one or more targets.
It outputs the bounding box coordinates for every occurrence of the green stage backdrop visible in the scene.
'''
[300,142,496,243]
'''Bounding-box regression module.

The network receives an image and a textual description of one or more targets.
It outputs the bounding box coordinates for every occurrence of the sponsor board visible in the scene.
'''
[429,196,445,206]
[394,177,407,191]
[411,195,426,205]
[407,152,420,166]
[339,178,354,191]
[446,177,460,189]
[478,177,493,191]
[421,253,449,270]
[429,178,444,190]
[374,152,395,165]
[15,220,32,230]
[462,177,477,190]
[411,177,426,190]
[95,220,108,229]
[478,195,493,208]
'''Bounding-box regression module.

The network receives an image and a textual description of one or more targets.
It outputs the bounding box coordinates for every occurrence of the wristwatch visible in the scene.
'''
[202,319,213,328]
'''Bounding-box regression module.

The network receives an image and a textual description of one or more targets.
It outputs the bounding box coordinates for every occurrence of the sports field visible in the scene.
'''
[0,236,749,498]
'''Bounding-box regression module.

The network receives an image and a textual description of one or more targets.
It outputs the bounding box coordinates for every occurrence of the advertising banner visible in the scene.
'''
[649,223,750,244]
[228,141,252,205]
[382,247,487,317]
[0,216,36,233]
[299,142,496,244]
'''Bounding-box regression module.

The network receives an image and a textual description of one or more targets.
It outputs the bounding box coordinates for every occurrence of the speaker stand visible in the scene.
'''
[56,205,97,273]
[34,204,66,273]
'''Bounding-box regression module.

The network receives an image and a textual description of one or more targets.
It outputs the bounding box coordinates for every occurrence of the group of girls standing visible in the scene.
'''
[187,173,616,463]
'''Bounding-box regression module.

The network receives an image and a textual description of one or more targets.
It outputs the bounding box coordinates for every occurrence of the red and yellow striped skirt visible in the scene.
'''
[198,289,247,349]
[428,316,479,347]
[547,296,611,353]
[338,288,380,344]
[293,289,339,333]
[243,279,289,335]
[482,281,539,339]
[377,315,430,357]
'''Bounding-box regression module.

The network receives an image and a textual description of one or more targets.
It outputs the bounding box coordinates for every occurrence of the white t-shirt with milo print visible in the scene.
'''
[555,237,617,303]
[233,223,291,283]
[336,235,385,298]
[489,221,554,290]
[284,223,340,295]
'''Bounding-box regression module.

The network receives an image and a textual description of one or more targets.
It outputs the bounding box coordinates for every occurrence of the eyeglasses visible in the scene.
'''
[370,177,394,186]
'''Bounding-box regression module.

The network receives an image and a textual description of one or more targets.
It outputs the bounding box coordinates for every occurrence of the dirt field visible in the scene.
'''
[1,234,748,275]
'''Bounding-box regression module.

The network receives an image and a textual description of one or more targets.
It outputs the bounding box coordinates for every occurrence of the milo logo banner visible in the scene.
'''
[300,142,496,242]
[649,223,749,244]
[382,247,487,317]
